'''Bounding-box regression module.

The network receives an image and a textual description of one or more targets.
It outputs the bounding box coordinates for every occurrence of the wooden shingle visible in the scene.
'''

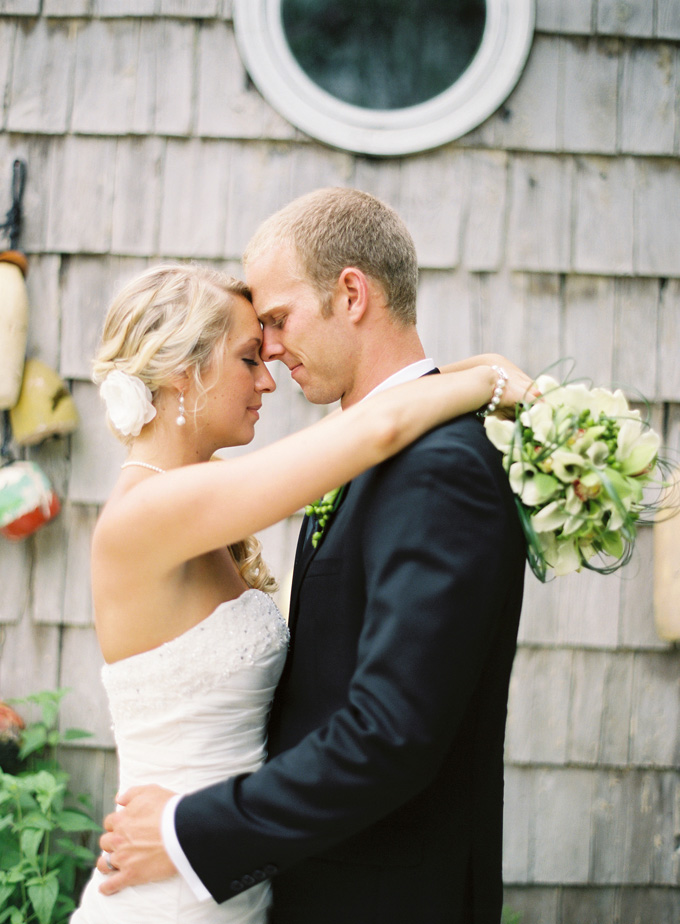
[196,22,295,141]
[563,275,616,388]
[158,138,231,257]
[566,650,615,765]
[502,886,561,924]
[8,18,78,135]
[629,651,680,767]
[474,270,531,368]
[502,766,534,883]
[0,610,60,697]
[612,277,659,398]
[399,150,467,269]
[0,0,40,12]
[0,134,53,253]
[657,279,680,401]
[44,137,116,255]
[69,382,126,505]
[288,144,354,199]
[657,0,680,39]
[60,256,149,380]
[59,626,112,746]
[618,526,669,650]
[416,270,474,363]
[560,37,619,154]
[506,648,573,764]
[535,0,593,35]
[25,255,62,369]
[620,771,680,883]
[149,19,195,136]
[620,42,677,156]
[160,0,219,15]
[507,154,572,272]
[532,768,594,882]
[597,0,655,37]
[519,273,562,377]
[635,159,680,276]
[71,20,140,135]
[462,150,508,271]
[491,35,560,153]
[111,138,164,256]
[0,537,30,625]
[572,156,634,275]
[97,0,156,15]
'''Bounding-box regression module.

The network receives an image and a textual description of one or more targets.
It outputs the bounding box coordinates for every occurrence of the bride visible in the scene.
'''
[71,262,528,923]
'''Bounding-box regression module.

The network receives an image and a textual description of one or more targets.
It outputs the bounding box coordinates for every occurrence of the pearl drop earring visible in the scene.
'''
[176,393,186,427]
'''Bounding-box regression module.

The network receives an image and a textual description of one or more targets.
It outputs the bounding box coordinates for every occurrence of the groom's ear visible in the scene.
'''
[335,267,369,324]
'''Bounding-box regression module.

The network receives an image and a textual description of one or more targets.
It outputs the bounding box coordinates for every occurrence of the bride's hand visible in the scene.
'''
[492,358,539,420]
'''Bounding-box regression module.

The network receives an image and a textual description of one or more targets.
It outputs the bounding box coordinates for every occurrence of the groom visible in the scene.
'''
[99,188,526,923]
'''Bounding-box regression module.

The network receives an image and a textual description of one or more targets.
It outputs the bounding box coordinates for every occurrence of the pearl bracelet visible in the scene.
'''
[478,365,509,418]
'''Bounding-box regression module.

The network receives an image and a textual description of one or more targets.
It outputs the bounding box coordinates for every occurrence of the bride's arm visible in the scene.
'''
[96,365,523,570]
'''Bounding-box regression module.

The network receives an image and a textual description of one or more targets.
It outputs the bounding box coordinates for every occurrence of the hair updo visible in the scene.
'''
[93,262,277,594]
[93,262,251,405]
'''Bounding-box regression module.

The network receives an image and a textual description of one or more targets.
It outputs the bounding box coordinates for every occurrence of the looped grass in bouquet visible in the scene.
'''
[484,371,668,582]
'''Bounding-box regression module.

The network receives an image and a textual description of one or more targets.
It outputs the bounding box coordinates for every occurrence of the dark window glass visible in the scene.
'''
[281,0,487,111]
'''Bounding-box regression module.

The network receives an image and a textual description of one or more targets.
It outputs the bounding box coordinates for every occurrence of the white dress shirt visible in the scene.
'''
[161,357,436,900]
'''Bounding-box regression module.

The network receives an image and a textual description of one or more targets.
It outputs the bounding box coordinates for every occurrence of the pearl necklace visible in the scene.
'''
[121,461,166,474]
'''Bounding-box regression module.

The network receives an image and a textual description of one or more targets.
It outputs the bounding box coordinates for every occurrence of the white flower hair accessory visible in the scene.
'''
[99,370,157,437]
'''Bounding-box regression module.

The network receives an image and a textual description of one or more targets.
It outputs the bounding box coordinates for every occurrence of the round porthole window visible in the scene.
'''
[233,0,535,157]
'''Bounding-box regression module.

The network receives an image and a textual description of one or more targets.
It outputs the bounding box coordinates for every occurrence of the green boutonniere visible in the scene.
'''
[305,484,347,548]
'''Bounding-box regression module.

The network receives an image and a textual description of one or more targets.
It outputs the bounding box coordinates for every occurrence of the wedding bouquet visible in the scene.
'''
[484,374,663,581]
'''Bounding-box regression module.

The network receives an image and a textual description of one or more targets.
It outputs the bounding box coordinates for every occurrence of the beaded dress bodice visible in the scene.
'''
[101,589,289,794]
[71,589,288,924]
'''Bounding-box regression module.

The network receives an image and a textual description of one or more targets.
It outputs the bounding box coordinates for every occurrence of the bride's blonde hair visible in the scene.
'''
[93,262,277,593]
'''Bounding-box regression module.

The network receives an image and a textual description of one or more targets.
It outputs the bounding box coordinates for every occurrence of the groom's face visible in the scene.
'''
[247,244,356,406]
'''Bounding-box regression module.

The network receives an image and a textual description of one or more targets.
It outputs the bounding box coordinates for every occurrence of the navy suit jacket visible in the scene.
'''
[176,411,526,924]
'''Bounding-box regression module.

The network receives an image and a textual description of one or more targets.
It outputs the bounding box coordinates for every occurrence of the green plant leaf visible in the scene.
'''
[0,908,25,924]
[20,812,53,832]
[54,838,96,864]
[17,725,48,762]
[28,875,59,924]
[56,810,101,833]
[20,827,44,862]
[60,729,93,742]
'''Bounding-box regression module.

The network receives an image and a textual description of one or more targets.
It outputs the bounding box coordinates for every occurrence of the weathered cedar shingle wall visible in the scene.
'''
[0,1,679,920]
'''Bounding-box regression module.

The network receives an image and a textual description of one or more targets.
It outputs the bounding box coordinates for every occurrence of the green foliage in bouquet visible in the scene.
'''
[485,374,664,581]
[0,690,101,924]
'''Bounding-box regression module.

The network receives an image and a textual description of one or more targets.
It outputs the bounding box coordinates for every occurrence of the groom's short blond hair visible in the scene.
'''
[244,187,418,325]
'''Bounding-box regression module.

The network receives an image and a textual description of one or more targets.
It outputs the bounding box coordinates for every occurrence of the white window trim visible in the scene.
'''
[233,0,535,157]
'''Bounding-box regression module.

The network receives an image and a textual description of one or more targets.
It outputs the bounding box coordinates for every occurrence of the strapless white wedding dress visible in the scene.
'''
[72,589,288,924]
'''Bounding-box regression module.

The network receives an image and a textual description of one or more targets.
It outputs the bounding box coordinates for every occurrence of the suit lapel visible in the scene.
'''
[288,483,352,638]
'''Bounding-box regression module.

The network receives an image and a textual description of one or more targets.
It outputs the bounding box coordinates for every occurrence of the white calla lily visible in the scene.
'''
[509,463,560,507]
[483,416,516,454]
[531,501,568,533]
[520,401,555,444]
[550,450,586,483]
[616,422,660,476]
[586,441,610,467]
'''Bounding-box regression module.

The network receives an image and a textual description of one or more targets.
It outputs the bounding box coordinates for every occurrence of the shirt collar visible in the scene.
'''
[362,359,437,402]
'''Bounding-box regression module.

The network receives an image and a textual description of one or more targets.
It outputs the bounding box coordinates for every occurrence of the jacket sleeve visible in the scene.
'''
[175,424,522,902]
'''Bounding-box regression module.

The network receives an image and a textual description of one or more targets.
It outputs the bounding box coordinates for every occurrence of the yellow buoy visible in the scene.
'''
[0,251,29,411]
[9,358,79,446]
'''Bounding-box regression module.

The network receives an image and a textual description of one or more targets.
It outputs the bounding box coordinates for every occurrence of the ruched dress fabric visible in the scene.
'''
[72,589,289,924]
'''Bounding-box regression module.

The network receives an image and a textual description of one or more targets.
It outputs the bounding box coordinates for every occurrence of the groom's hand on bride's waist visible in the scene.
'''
[97,784,178,894]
